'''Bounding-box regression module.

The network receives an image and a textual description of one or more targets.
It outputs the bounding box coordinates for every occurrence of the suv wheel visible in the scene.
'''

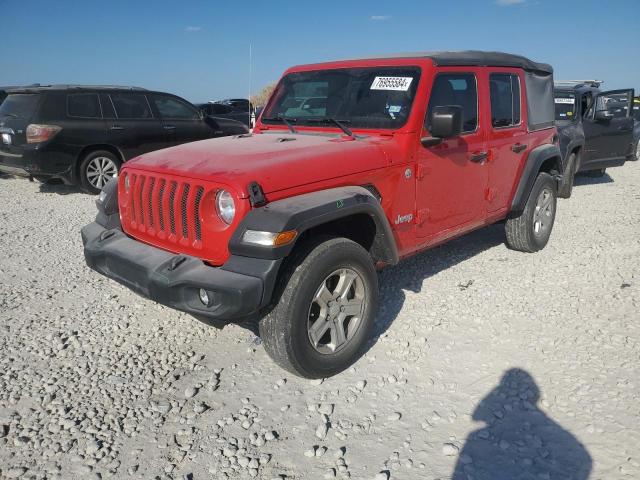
[259,237,378,378]
[80,150,121,194]
[636,139,640,161]
[558,152,576,199]
[505,172,557,253]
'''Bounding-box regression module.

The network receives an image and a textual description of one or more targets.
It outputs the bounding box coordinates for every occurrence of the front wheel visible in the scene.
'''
[505,172,557,253]
[79,150,121,194]
[259,237,378,378]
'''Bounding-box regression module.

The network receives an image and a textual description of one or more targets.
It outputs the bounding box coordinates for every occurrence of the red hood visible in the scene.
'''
[125,132,391,197]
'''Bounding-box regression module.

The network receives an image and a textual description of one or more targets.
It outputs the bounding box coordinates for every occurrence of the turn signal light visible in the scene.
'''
[242,229,297,247]
[26,124,62,144]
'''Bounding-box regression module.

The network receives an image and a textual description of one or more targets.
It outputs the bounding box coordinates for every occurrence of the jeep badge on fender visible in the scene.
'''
[82,51,561,378]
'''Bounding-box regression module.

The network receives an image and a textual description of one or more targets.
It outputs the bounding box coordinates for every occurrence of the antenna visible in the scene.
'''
[249,43,252,129]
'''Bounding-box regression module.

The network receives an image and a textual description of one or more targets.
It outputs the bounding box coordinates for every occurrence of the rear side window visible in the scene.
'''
[110,93,152,119]
[0,93,40,119]
[67,94,101,118]
[490,73,521,128]
[152,95,199,119]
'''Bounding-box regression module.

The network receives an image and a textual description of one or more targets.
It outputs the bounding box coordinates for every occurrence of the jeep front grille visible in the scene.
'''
[124,172,205,248]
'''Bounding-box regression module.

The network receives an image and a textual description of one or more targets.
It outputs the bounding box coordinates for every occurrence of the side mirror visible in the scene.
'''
[594,110,614,122]
[421,105,463,147]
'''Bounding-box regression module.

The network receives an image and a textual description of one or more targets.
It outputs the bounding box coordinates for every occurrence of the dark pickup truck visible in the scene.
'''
[554,81,635,197]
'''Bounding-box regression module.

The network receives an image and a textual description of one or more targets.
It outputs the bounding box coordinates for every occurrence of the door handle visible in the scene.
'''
[511,143,527,153]
[110,125,124,131]
[470,151,488,163]
[164,125,176,130]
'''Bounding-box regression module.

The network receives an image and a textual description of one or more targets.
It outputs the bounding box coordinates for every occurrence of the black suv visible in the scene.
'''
[0,85,249,193]
[196,98,255,128]
[554,81,635,197]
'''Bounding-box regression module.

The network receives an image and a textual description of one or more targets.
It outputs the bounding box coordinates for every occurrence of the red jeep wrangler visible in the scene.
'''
[82,51,561,378]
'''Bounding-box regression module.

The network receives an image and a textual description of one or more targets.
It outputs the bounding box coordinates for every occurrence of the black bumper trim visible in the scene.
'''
[81,222,277,320]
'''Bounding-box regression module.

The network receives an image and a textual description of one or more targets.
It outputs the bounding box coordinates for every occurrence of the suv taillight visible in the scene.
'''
[26,124,62,144]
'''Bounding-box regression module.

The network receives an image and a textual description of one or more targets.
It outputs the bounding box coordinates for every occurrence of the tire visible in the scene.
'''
[586,168,606,178]
[259,237,378,378]
[505,172,557,253]
[558,152,576,199]
[635,139,640,161]
[79,150,121,194]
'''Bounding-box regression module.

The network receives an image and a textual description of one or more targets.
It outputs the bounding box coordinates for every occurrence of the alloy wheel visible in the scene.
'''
[307,268,366,354]
[533,187,554,237]
[86,156,118,189]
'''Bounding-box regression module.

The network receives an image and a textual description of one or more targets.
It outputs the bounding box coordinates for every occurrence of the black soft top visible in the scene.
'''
[351,51,553,75]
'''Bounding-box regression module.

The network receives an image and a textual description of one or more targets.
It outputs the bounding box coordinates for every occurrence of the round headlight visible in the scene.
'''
[216,189,235,225]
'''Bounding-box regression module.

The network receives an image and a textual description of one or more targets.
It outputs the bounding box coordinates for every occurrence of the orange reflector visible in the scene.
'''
[274,230,297,246]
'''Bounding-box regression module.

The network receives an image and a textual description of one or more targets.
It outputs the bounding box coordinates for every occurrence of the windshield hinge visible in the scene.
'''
[248,181,267,207]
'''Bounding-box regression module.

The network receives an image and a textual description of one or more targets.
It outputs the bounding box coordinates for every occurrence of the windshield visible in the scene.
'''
[262,67,421,130]
[0,93,40,119]
[554,92,576,121]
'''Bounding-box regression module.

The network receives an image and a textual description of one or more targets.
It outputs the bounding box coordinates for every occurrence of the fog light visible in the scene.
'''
[199,288,211,307]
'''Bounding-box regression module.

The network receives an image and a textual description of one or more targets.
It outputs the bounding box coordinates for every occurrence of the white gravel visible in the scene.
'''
[1,165,639,479]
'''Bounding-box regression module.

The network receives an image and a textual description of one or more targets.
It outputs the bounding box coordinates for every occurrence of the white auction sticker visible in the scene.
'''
[555,97,575,104]
[371,76,413,91]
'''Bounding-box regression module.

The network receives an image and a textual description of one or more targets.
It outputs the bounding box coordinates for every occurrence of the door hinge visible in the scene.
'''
[414,208,430,225]
[416,164,430,180]
[485,187,497,202]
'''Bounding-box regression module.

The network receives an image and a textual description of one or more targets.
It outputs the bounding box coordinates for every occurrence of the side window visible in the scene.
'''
[67,94,101,118]
[99,94,116,119]
[489,73,521,128]
[426,74,478,133]
[152,95,199,119]
[110,93,152,119]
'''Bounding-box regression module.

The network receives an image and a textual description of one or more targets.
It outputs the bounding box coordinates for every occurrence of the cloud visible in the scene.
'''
[185,26,203,32]
[370,15,391,21]
[495,0,526,5]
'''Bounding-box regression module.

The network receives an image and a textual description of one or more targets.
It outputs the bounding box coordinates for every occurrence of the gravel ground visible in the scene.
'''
[1,164,639,480]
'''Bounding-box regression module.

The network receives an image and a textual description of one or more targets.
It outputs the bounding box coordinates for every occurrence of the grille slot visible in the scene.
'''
[147,177,155,228]
[180,184,190,239]
[168,181,177,235]
[194,186,204,241]
[137,176,145,225]
[157,180,166,231]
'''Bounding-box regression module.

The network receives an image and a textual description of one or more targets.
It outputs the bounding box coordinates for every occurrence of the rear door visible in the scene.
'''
[103,92,165,159]
[485,70,528,213]
[150,94,212,146]
[582,89,635,169]
[416,70,488,238]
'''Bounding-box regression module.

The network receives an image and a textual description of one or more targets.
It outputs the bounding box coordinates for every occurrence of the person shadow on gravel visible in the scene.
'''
[452,368,592,480]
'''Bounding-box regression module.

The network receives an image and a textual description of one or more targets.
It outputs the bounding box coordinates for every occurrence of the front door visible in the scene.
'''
[582,89,635,170]
[416,71,488,238]
[149,94,212,147]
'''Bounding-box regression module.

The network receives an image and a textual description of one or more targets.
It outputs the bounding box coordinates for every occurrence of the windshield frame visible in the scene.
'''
[261,65,423,132]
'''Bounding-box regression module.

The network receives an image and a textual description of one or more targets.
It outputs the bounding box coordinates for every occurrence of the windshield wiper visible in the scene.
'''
[262,114,297,134]
[306,117,354,138]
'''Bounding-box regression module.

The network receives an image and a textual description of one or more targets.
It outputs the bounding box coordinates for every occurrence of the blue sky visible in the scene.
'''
[1,0,638,103]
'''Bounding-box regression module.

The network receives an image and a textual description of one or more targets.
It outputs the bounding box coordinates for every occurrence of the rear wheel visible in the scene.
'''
[558,152,576,199]
[505,172,557,253]
[79,150,121,194]
[259,237,378,378]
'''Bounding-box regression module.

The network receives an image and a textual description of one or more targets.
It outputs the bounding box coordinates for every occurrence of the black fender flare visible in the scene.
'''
[510,144,562,215]
[228,186,399,265]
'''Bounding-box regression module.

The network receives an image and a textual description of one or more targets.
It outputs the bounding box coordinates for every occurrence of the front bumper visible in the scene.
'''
[81,222,279,320]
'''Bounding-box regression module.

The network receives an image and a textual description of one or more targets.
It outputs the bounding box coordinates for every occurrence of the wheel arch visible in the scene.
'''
[510,144,562,216]
[74,144,125,183]
[228,186,399,267]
